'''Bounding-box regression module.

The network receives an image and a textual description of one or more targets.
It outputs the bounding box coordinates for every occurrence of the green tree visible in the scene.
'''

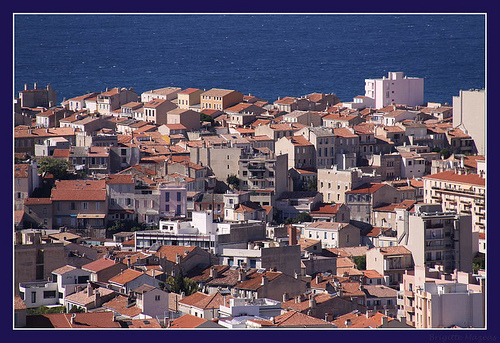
[38,157,71,180]
[303,177,317,191]
[227,174,240,191]
[27,306,66,316]
[166,274,199,296]
[200,113,215,126]
[352,255,366,270]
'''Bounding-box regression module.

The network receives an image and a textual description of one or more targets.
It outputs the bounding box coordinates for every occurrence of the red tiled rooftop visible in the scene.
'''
[423,170,485,186]
[82,257,121,272]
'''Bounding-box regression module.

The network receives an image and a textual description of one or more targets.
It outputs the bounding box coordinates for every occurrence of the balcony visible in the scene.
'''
[404,305,415,313]
[403,290,414,298]
[248,164,266,170]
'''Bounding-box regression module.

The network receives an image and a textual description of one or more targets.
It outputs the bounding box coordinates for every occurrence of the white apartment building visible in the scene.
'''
[452,89,486,156]
[398,265,484,328]
[364,72,424,109]
[423,170,485,234]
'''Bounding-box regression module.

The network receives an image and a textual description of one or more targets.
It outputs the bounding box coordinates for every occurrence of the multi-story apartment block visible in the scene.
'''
[452,89,485,156]
[64,92,101,112]
[22,198,53,229]
[395,203,473,274]
[18,82,57,108]
[282,110,322,126]
[317,166,382,204]
[275,135,316,170]
[158,181,188,219]
[177,88,204,110]
[14,162,40,211]
[238,149,288,207]
[254,122,305,141]
[143,98,177,125]
[97,87,138,115]
[273,96,310,112]
[398,265,484,328]
[345,183,400,227]
[275,191,323,221]
[368,153,403,181]
[51,180,108,237]
[422,170,485,233]
[14,127,76,155]
[364,72,424,109]
[140,86,181,102]
[200,88,243,111]
[303,221,361,249]
[167,108,201,131]
[105,174,136,223]
[366,246,414,288]
[296,126,336,169]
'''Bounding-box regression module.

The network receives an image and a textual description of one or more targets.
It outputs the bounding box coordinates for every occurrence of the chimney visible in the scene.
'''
[24,83,29,91]
[295,296,301,304]
[282,293,289,302]
[381,316,389,326]
[315,274,323,284]
[94,290,101,307]
[261,275,268,286]
[238,268,246,281]
[325,313,334,322]
[87,284,93,297]
[287,224,297,246]
[345,319,352,327]
[70,313,76,325]
[209,266,217,278]
[309,294,316,309]
[175,253,181,264]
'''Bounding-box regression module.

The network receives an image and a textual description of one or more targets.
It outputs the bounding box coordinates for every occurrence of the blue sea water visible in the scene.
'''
[14,14,485,106]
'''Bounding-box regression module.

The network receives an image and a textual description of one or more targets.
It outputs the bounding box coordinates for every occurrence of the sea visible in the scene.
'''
[14,14,485,106]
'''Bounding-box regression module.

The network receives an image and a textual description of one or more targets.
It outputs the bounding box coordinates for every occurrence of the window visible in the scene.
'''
[176,205,181,215]
[44,291,56,299]
[96,202,100,210]
[82,202,89,210]
[177,192,181,201]
[165,205,170,212]
[31,292,36,304]
[155,295,161,301]
[70,202,76,210]
[165,192,170,202]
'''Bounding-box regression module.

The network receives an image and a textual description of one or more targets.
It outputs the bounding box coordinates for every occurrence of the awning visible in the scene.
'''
[77,214,106,219]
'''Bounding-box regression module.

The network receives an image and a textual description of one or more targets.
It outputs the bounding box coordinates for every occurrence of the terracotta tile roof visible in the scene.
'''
[373,203,399,212]
[298,238,321,250]
[24,197,52,205]
[179,88,201,94]
[108,268,144,286]
[333,127,359,138]
[423,170,485,186]
[179,291,232,310]
[235,270,283,291]
[202,88,239,97]
[82,257,120,272]
[51,180,106,201]
[311,202,341,215]
[273,310,334,327]
[346,182,387,194]
[105,174,135,184]
[336,257,356,269]
[154,245,197,263]
[363,285,398,298]
[125,318,162,328]
[206,268,240,287]
[339,281,365,297]
[169,314,211,328]
[27,311,121,328]
[362,270,384,279]
[65,287,115,307]
[341,246,369,257]
[52,149,70,158]
[332,310,393,328]
[274,96,297,104]
[306,221,350,231]
[14,295,27,310]
[52,265,77,275]
[14,164,29,178]
[102,294,143,318]
[377,246,412,256]
[14,127,75,138]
